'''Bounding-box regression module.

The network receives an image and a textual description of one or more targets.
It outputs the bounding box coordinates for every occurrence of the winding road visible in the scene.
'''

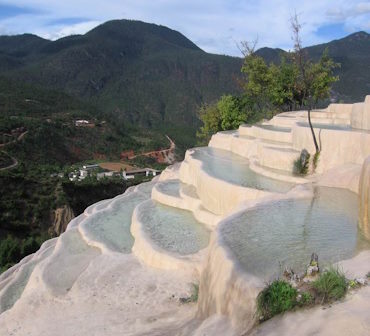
[0,131,27,170]
[0,151,18,171]
[130,135,176,164]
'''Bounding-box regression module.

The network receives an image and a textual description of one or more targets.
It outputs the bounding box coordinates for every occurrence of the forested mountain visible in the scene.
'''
[0,20,242,142]
[0,20,369,146]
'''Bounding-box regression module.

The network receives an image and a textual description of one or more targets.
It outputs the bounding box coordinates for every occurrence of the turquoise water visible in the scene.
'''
[156,179,181,197]
[81,191,149,253]
[140,200,210,255]
[191,147,294,193]
[221,187,369,280]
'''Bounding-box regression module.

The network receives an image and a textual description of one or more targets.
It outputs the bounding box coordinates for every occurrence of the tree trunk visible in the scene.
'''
[308,106,319,153]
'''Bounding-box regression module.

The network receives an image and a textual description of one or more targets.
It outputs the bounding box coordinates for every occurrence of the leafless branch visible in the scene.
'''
[237,37,259,57]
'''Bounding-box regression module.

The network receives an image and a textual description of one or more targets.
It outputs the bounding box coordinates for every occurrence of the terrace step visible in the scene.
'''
[249,161,308,184]
[79,190,150,253]
[131,199,210,272]
[239,124,292,143]
[0,238,57,313]
[259,145,301,172]
[179,147,294,214]
[152,179,220,228]
[40,229,101,296]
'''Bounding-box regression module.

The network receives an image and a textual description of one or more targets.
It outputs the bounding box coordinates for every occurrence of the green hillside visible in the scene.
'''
[0,77,167,273]
[1,20,369,146]
[0,20,243,142]
[255,31,370,102]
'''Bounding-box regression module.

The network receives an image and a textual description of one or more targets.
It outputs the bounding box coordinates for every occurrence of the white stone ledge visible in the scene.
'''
[179,150,274,215]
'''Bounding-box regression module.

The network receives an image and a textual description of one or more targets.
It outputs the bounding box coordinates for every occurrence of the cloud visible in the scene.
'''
[47,17,90,26]
[0,0,368,55]
[38,20,102,40]
[327,2,370,19]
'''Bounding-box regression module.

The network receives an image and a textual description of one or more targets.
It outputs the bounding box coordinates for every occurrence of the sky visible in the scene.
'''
[0,0,369,56]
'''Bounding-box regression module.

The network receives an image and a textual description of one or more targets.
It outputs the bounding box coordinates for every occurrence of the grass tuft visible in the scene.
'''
[297,291,313,306]
[190,283,199,302]
[313,267,347,303]
[256,280,298,321]
[313,151,320,170]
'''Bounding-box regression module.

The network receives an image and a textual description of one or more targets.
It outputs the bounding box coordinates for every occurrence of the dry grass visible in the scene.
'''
[99,162,134,172]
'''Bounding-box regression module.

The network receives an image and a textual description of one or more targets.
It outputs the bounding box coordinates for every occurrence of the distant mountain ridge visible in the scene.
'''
[255,31,370,102]
[0,20,369,144]
[0,20,242,139]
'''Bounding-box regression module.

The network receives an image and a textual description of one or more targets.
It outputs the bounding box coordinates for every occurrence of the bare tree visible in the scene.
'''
[290,13,319,153]
[237,38,259,57]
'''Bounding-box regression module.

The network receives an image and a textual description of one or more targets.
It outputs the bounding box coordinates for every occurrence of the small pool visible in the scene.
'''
[191,147,294,193]
[81,191,149,253]
[155,179,181,197]
[221,187,369,280]
[140,200,210,255]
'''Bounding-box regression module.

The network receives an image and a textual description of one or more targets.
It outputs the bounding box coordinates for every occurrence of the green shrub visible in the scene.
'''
[256,280,298,321]
[313,267,347,303]
[293,149,310,176]
[21,237,41,256]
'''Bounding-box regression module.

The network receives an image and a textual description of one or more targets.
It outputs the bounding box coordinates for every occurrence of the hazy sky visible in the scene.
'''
[0,0,369,56]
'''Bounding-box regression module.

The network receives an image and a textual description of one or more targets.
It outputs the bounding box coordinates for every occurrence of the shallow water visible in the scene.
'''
[140,201,210,255]
[221,186,369,280]
[191,147,294,193]
[156,179,181,197]
[81,192,149,252]
[136,181,157,195]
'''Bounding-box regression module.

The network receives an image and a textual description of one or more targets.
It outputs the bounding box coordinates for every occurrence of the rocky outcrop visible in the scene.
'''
[50,205,74,236]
